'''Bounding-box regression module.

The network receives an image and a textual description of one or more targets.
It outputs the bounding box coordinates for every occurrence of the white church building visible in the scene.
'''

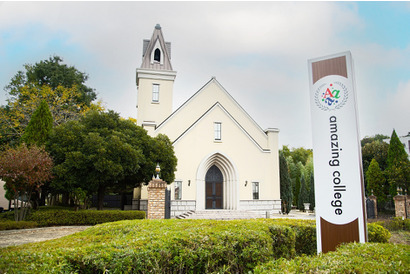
[135,25,281,217]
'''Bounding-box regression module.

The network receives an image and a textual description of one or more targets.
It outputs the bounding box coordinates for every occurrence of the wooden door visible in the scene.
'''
[205,165,223,209]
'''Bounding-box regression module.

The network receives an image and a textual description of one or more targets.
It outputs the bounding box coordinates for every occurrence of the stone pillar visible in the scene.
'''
[393,195,407,219]
[147,179,167,219]
[368,195,377,219]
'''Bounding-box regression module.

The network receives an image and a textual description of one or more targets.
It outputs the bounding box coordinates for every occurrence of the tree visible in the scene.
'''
[366,158,387,203]
[303,155,314,191]
[309,172,315,211]
[279,152,293,214]
[47,110,177,210]
[361,134,389,147]
[386,130,410,195]
[280,146,313,207]
[5,56,96,106]
[21,100,53,146]
[1,56,100,148]
[281,146,312,166]
[20,100,54,209]
[290,147,313,166]
[361,140,389,192]
[0,144,53,221]
[298,174,309,211]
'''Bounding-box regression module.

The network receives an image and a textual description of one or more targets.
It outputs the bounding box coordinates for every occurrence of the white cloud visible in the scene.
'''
[0,1,408,148]
[380,80,410,137]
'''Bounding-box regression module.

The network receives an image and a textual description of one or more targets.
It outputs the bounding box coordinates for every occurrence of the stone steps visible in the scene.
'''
[175,210,267,220]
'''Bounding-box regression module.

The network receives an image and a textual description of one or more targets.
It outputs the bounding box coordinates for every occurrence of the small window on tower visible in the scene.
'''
[152,84,159,102]
[154,48,161,62]
[214,122,221,141]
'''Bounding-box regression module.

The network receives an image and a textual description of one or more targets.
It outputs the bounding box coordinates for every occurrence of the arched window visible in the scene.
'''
[154,48,161,62]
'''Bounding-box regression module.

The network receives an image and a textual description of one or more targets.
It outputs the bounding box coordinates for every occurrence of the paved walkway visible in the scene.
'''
[272,209,316,220]
[0,226,90,248]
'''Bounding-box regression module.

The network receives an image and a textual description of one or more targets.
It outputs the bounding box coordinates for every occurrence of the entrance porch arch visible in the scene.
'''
[196,152,239,210]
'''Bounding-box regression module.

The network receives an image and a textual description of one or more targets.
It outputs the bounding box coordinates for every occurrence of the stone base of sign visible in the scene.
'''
[147,179,167,219]
[393,195,409,219]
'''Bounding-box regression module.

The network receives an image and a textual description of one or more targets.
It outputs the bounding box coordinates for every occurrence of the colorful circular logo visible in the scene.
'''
[315,81,349,111]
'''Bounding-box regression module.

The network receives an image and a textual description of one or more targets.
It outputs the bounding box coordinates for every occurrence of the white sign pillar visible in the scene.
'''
[308,51,367,253]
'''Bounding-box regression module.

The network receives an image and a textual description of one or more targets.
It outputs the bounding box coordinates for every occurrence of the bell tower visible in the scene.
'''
[136,24,177,133]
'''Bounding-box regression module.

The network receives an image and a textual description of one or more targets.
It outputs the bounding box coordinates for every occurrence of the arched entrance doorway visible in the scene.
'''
[196,152,239,211]
[205,165,223,209]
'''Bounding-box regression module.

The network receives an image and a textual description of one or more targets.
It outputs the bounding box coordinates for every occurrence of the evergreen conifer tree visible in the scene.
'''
[386,130,410,195]
[366,158,386,202]
[309,172,315,211]
[298,174,308,210]
[22,100,53,146]
[279,152,293,214]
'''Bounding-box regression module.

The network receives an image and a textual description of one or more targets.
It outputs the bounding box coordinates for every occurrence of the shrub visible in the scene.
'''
[28,209,145,226]
[254,242,410,274]
[274,219,316,255]
[368,223,391,243]
[0,211,15,221]
[0,221,38,230]
[0,219,276,274]
[380,217,410,231]
[269,225,296,259]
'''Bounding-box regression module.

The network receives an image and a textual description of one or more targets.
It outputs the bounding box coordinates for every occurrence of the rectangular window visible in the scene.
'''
[152,84,159,102]
[214,122,221,140]
[252,182,259,200]
[174,181,182,200]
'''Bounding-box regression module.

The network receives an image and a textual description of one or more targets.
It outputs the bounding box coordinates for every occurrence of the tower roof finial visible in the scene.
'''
[155,24,161,30]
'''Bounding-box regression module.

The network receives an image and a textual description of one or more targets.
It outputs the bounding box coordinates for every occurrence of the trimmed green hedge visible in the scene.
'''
[0,219,314,274]
[0,219,397,273]
[0,221,38,231]
[269,225,296,259]
[278,219,316,255]
[27,209,145,226]
[254,242,410,274]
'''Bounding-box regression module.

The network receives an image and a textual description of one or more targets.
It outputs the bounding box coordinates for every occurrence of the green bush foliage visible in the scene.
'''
[368,223,391,243]
[0,211,15,221]
[276,219,317,255]
[379,217,410,231]
[0,218,396,274]
[254,242,410,274]
[0,219,315,274]
[27,209,145,226]
[0,221,38,230]
[269,225,296,259]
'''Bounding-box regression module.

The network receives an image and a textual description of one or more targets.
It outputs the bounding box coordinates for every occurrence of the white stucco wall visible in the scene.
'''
[144,78,281,212]
[136,70,176,127]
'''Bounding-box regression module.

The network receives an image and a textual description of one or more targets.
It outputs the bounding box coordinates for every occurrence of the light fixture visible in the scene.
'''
[155,163,161,179]
[188,180,191,186]
[245,180,248,187]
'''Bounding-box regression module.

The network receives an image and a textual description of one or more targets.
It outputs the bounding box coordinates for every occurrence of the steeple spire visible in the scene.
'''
[136,25,177,131]
[140,24,173,71]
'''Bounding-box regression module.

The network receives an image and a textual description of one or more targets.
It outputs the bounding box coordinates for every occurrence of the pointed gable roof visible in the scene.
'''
[140,24,173,71]
[155,77,273,151]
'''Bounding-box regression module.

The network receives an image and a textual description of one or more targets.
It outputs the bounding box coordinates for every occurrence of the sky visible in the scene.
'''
[0,1,409,149]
